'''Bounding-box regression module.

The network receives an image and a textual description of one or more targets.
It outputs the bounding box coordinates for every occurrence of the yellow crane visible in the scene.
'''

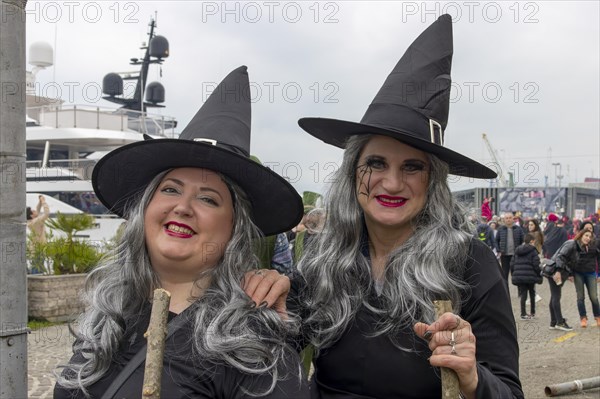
[482,133,513,188]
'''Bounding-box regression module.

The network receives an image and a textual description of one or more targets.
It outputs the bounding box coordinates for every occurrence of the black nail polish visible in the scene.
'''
[259,301,268,308]
[249,301,257,309]
[423,330,433,341]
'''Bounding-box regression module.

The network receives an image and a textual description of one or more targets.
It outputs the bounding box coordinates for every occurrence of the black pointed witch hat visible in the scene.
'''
[92,66,303,236]
[298,14,496,179]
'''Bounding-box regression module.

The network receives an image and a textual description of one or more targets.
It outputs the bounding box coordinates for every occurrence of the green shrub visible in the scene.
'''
[45,212,95,241]
[45,237,103,274]
[26,232,53,275]
[26,212,104,275]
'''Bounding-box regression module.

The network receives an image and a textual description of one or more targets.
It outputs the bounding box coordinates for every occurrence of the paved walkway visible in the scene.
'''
[28,323,73,398]
[27,277,600,398]
[506,277,600,398]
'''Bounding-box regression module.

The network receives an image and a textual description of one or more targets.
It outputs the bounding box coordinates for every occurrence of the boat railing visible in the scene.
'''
[26,158,98,180]
[28,104,178,138]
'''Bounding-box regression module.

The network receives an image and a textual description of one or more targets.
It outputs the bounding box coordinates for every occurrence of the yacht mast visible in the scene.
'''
[102,17,169,114]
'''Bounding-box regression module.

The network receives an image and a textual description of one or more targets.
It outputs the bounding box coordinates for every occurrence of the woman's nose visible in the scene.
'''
[173,197,193,217]
[381,169,405,192]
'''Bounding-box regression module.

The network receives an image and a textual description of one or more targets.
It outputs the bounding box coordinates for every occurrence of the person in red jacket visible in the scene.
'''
[481,196,493,222]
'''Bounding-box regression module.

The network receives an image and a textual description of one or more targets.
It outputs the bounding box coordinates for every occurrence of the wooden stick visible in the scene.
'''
[142,288,171,399]
[433,300,461,399]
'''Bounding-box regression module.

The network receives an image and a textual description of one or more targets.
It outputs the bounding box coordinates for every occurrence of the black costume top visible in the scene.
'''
[290,239,524,399]
[54,304,309,399]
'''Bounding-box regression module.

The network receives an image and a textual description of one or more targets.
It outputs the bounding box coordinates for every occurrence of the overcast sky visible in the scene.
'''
[25,1,600,196]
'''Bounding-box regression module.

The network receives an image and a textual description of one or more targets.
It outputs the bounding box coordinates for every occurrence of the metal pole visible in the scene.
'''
[545,376,600,397]
[552,162,561,189]
[42,141,50,168]
[0,1,29,398]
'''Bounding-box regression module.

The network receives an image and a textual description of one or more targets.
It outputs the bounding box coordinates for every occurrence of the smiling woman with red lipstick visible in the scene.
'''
[356,136,430,262]
[54,67,308,399]
[278,15,523,399]
[144,167,235,306]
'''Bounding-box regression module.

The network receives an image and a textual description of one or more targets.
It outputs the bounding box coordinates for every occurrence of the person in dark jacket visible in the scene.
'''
[511,234,542,319]
[579,220,594,234]
[488,220,501,256]
[569,228,600,328]
[496,212,525,283]
[547,235,581,332]
[476,217,494,249]
[592,218,600,237]
[543,214,568,258]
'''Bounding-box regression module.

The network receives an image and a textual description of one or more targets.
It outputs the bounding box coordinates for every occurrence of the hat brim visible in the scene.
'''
[298,117,497,179]
[92,139,303,236]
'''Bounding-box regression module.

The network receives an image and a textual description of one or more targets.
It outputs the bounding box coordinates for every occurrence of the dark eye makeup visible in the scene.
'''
[361,155,427,173]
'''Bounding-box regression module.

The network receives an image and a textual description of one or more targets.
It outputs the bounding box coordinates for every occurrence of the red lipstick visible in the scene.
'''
[164,221,196,238]
[375,195,407,208]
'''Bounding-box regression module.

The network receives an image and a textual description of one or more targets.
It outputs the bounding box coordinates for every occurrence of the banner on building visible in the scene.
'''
[499,188,567,218]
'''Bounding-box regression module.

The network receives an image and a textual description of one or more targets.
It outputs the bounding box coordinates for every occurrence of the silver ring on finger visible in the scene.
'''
[450,345,457,355]
[449,331,458,355]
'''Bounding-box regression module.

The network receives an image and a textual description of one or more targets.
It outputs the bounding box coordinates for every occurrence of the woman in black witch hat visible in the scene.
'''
[53,67,309,398]
[268,15,523,399]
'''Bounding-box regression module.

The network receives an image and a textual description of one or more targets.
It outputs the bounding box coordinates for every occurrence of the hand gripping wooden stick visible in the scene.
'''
[142,288,171,398]
[433,300,461,399]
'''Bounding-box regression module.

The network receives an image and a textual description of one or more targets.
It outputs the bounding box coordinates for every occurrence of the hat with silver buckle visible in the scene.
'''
[298,14,496,179]
[92,66,303,236]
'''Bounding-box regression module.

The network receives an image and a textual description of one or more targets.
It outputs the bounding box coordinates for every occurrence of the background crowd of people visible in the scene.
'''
[475,201,600,331]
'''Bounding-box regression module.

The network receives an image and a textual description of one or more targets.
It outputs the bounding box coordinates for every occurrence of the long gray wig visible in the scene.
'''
[56,169,300,396]
[299,134,473,352]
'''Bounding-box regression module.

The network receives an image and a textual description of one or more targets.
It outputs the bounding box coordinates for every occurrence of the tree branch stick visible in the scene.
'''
[142,288,171,398]
[434,300,461,399]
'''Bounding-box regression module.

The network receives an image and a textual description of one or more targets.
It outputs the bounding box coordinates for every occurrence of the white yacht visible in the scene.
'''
[26,18,177,244]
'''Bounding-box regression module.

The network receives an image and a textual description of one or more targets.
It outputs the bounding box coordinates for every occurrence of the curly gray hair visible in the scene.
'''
[298,134,472,352]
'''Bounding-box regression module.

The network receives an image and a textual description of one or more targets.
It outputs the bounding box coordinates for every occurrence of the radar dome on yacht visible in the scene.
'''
[102,73,124,96]
[145,82,165,104]
[29,41,53,67]
[149,35,169,59]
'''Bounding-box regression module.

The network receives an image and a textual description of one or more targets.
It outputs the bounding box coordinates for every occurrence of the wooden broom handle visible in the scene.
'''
[142,289,171,398]
[433,300,461,399]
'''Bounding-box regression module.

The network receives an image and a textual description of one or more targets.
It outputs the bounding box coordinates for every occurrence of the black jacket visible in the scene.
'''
[511,244,542,285]
[54,304,309,398]
[553,240,579,274]
[476,223,494,248]
[571,239,600,274]
[496,225,525,254]
[543,223,568,258]
[289,239,523,399]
